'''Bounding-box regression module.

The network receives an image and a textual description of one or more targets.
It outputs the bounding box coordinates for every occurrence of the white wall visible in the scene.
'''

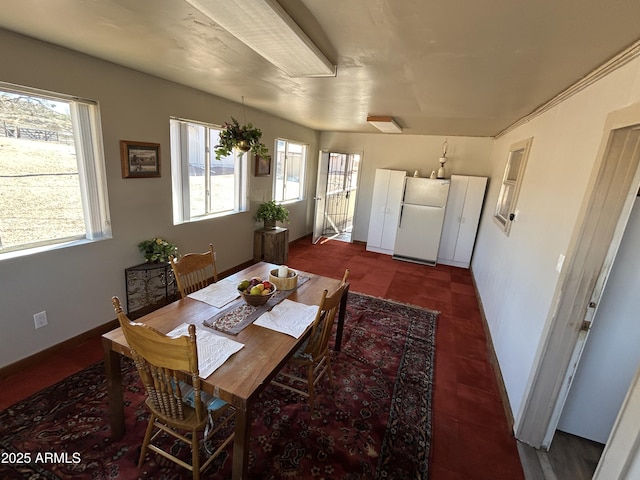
[0,29,319,368]
[318,132,494,241]
[472,56,640,422]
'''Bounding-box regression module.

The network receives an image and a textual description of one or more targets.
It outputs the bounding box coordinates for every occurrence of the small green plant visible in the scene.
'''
[137,237,178,263]
[215,117,269,160]
[254,200,290,224]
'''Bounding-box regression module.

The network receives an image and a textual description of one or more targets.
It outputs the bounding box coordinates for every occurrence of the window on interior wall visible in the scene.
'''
[170,118,248,224]
[274,138,307,202]
[0,83,111,256]
[494,137,533,235]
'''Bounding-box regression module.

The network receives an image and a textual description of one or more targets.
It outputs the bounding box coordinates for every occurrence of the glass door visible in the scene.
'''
[313,151,361,243]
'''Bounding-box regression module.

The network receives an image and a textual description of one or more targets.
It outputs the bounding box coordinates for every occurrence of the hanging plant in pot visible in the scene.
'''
[255,200,290,230]
[215,117,269,160]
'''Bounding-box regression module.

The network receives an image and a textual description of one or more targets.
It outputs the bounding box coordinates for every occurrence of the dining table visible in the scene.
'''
[101,261,349,480]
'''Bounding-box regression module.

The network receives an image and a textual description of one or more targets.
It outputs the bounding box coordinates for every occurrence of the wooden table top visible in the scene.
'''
[103,262,343,408]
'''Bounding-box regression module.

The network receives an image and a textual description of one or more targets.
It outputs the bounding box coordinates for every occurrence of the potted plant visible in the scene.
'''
[255,200,290,230]
[137,237,178,263]
[215,117,269,160]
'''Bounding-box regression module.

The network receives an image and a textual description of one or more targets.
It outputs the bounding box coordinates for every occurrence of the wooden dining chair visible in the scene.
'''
[170,243,219,298]
[111,296,234,480]
[271,269,349,411]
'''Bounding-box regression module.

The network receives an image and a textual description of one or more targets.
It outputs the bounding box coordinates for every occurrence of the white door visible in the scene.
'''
[366,169,390,248]
[438,175,467,262]
[454,176,487,264]
[312,151,330,244]
[380,170,406,251]
[313,151,361,243]
[558,196,640,443]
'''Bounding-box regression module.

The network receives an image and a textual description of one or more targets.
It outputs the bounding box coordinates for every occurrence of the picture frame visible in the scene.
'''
[255,154,271,177]
[120,140,161,178]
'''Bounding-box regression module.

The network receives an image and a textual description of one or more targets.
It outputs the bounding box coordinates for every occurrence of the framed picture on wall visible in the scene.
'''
[255,154,271,177]
[120,140,161,178]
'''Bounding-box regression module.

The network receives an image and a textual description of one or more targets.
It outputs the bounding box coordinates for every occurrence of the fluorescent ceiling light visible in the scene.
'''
[367,116,403,134]
[185,0,336,78]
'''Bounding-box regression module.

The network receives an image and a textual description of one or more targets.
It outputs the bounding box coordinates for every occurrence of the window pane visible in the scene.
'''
[284,145,303,200]
[496,184,514,222]
[187,123,206,218]
[274,139,306,202]
[506,149,524,182]
[0,91,84,250]
[274,139,286,202]
[170,118,248,223]
[209,129,236,214]
[327,153,342,194]
[494,137,532,235]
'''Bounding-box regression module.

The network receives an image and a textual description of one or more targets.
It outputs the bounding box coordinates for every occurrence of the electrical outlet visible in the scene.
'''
[34,311,48,329]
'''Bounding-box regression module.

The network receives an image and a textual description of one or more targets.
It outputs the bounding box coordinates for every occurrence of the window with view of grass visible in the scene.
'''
[170,118,248,224]
[274,138,306,202]
[0,83,111,256]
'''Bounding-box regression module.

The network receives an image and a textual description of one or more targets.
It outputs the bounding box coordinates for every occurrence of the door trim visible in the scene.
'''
[592,367,640,479]
[515,102,640,449]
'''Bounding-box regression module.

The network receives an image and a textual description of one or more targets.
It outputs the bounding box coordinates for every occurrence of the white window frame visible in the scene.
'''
[494,137,532,235]
[170,117,248,224]
[273,138,307,203]
[0,82,111,259]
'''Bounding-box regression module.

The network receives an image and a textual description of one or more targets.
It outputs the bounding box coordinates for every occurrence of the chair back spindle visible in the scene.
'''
[111,296,234,479]
[271,269,349,411]
[170,244,219,298]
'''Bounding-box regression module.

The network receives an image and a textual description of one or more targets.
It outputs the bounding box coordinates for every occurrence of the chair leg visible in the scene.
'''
[326,354,333,381]
[191,429,200,480]
[138,414,156,468]
[307,365,315,412]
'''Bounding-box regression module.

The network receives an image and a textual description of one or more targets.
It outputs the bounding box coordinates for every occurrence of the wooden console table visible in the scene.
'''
[253,227,289,264]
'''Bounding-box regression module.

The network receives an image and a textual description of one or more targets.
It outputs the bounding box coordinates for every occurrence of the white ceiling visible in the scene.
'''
[1,0,640,137]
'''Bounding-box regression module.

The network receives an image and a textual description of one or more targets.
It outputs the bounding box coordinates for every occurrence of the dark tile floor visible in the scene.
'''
[287,238,524,480]
[0,237,524,479]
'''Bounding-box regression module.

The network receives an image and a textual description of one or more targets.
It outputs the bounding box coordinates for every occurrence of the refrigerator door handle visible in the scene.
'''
[398,205,404,227]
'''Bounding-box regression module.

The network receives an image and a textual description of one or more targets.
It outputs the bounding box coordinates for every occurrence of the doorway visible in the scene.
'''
[557,194,640,444]
[515,109,640,453]
[312,152,361,244]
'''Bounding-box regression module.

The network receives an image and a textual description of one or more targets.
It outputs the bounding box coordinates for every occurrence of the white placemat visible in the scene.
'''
[167,323,244,378]
[253,299,319,339]
[188,278,240,308]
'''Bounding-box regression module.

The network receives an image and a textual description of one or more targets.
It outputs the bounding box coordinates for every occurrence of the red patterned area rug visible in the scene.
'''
[0,292,437,479]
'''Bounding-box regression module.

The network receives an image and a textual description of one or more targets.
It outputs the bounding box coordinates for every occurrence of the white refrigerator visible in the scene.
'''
[392,177,450,265]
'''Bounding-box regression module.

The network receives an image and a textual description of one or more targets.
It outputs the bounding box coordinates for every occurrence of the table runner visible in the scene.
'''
[203,275,310,334]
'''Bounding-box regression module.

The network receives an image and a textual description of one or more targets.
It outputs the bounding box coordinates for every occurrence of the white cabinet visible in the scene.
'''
[366,169,406,255]
[438,175,487,268]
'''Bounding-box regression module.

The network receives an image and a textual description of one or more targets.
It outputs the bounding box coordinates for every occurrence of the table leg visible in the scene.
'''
[334,282,350,352]
[102,337,125,440]
[232,404,250,479]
